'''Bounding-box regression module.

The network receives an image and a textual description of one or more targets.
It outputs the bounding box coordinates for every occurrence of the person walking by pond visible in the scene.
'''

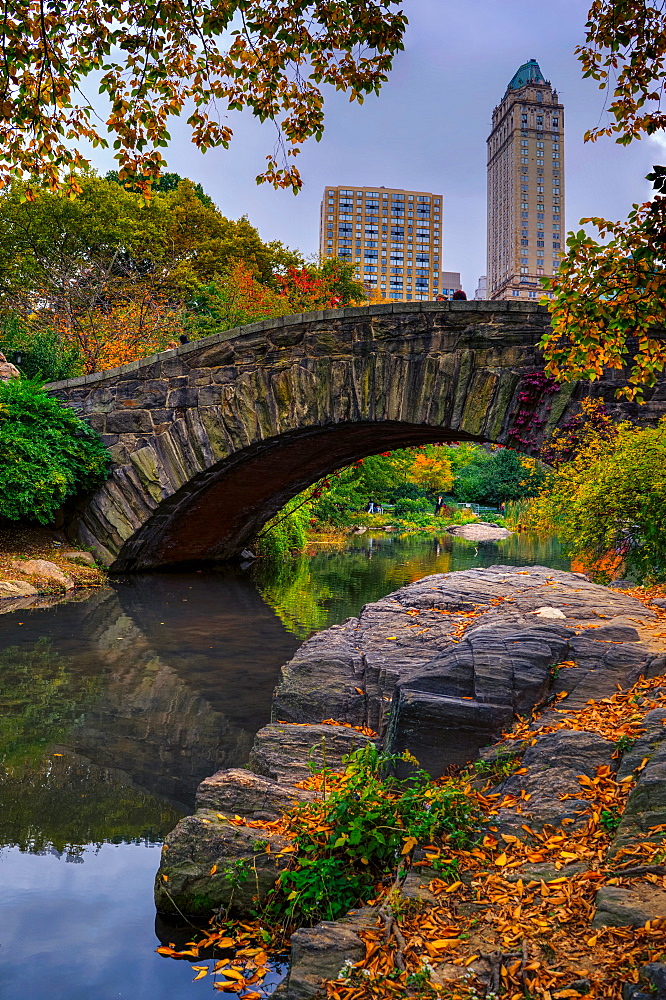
[434,495,444,515]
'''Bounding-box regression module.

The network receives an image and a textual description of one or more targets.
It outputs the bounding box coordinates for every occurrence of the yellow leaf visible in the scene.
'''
[494,852,508,866]
[213,939,235,952]
[210,864,218,876]
[586,934,598,947]
[401,836,418,855]
[430,938,460,950]
[445,880,463,892]
[193,969,209,980]
[217,968,245,981]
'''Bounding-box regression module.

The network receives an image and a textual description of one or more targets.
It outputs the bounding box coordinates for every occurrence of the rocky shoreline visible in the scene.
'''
[155,566,666,997]
[0,526,106,611]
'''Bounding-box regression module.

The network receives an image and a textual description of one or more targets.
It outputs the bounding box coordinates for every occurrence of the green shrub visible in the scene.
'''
[454,448,544,506]
[267,743,481,928]
[0,379,110,524]
[1,315,83,383]
[393,496,433,517]
[255,494,312,560]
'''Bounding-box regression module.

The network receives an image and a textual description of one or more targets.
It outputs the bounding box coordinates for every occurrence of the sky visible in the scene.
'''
[92,0,666,295]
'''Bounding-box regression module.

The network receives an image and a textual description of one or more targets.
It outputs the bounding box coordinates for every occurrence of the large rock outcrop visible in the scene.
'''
[273,565,659,775]
[155,566,664,918]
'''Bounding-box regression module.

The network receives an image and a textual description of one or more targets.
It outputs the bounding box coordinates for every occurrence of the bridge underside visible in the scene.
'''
[105,421,477,571]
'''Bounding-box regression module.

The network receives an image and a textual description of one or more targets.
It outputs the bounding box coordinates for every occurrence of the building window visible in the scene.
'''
[521,239,529,247]
[512,290,521,297]
[552,242,561,249]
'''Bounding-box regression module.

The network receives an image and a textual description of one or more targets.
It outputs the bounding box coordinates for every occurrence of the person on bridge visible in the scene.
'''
[452,289,467,300]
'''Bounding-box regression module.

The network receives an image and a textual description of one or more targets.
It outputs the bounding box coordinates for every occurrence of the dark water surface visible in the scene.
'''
[0,532,568,999]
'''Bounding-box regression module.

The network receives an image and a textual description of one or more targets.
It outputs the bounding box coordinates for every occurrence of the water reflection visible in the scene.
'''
[0,572,303,854]
[0,530,568,1000]
[253,531,570,638]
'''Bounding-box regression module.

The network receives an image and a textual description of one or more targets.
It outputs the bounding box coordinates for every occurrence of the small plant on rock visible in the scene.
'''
[265,743,482,928]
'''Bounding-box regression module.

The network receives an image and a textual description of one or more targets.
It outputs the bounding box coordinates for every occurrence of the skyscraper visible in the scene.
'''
[319,185,443,301]
[486,60,565,300]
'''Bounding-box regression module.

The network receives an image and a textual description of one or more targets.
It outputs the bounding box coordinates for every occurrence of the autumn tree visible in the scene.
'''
[0,174,303,371]
[0,2,407,197]
[408,452,454,494]
[543,4,666,398]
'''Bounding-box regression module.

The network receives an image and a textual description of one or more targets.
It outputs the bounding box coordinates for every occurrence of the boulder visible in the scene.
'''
[609,711,666,857]
[623,964,666,1000]
[488,730,616,836]
[445,522,512,541]
[11,559,74,590]
[249,723,373,784]
[196,767,313,820]
[154,809,292,917]
[281,908,375,1000]
[264,567,661,778]
[61,550,97,568]
[593,884,666,928]
[0,580,38,598]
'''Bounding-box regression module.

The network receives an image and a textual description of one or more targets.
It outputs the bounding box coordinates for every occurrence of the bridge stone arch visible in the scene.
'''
[47,301,641,571]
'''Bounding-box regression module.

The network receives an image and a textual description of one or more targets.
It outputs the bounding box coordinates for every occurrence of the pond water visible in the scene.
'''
[0,531,568,999]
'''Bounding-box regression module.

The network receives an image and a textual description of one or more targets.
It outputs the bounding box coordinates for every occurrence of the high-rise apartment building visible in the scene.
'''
[319,185,443,300]
[440,271,462,298]
[486,59,565,300]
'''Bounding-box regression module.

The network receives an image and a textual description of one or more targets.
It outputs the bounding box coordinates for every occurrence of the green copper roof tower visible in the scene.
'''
[505,59,547,96]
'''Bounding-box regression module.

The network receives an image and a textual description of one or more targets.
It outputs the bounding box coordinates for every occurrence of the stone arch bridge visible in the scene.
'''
[47,301,661,571]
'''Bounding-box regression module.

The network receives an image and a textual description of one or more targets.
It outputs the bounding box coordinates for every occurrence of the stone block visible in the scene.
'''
[105,409,153,433]
[283,909,375,1000]
[166,386,199,408]
[249,723,373,783]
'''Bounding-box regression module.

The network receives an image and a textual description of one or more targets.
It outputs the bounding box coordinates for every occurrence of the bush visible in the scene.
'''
[1,315,83,383]
[454,447,544,506]
[0,379,110,524]
[393,496,434,517]
[255,494,312,560]
[529,417,666,583]
[268,744,481,927]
